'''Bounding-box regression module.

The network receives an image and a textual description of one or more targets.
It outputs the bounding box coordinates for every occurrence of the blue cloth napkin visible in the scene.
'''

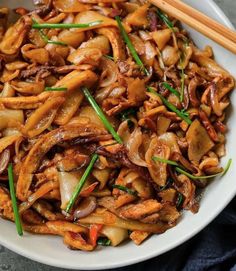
[110,197,236,271]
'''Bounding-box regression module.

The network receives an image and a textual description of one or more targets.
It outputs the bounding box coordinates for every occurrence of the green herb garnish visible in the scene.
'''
[32,21,103,29]
[152,156,232,180]
[104,55,114,61]
[162,82,180,97]
[112,184,138,196]
[97,237,111,246]
[66,154,98,213]
[8,163,23,236]
[45,87,67,91]
[82,87,123,144]
[47,40,68,46]
[147,86,192,125]
[221,158,232,176]
[176,193,184,208]
[33,18,68,46]
[179,53,185,102]
[180,109,189,118]
[115,16,148,75]
[119,108,137,120]
[180,69,185,102]
[39,30,67,46]
[157,9,174,30]
[152,156,179,166]
[159,178,174,191]
[118,108,137,130]
[175,160,232,179]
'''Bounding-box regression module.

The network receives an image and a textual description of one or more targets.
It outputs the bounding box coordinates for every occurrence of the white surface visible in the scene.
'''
[0,0,235,270]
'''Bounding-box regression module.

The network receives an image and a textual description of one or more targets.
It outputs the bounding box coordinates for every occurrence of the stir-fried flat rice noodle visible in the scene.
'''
[0,0,234,250]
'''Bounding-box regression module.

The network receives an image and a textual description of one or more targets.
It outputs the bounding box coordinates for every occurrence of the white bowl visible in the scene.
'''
[0,0,235,269]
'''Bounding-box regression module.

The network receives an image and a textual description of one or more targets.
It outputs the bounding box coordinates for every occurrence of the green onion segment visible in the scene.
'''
[97,237,111,246]
[112,184,138,196]
[162,82,180,98]
[45,87,67,91]
[152,156,179,166]
[179,53,185,102]
[152,156,232,180]
[66,154,98,213]
[115,16,149,75]
[104,55,114,61]
[32,21,102,29]
[82,87,123,144]
[156,9,174,30]
[176,193,183,208]
[47,40,68,46]
[147,86,192,124]
[33,18,68,46]
[8,163,23,236]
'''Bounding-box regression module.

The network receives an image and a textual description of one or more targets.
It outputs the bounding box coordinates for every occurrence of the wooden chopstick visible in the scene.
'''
[165,0,236,43]
[149,0,236,54]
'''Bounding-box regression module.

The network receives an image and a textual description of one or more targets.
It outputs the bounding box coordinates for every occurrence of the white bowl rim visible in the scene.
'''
[0,1,235,270]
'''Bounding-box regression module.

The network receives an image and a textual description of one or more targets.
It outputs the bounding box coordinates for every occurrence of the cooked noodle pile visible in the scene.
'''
[0,0,234,250]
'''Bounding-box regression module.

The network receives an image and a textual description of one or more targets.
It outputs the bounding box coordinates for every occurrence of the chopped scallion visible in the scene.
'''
[47,40,68,46]
[152,156,179,166]
[8,163,23,236]
[104,55,114,61]
[176,159,232,179]
[97,237,111,246]
[33,18,68,46]
[180,109,189,118]
[157,9,174,30]
[152,156,232,180]
[118,108,137,130]
[147,86,192,125]
[119,108,137,120]
[38,29,48,43]
[179,53,185,102]
[82,87,123,144]
[176,192,183,208]
[45,87,67,91]
[162,82,180,98]
[115,16,149,75]
[65,154,98,213]
[32,19,48,43]
[159,178,174,191]
[32,21,103,29]
[112,184,138,196]
[221,158,232,176]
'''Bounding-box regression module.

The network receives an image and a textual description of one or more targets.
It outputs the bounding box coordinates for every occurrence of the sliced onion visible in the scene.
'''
[143,41,157,66]
[117,120,132,144]
[0,109,24,130]
[129,34,145,55]
[139,30,152,41]
[95,84,115,103]
[74,196,97,219]
[0,149,10,174]
[99,57,118,88]
[0,82,15,97]
[126,127,147,167]
[158,132,180,155]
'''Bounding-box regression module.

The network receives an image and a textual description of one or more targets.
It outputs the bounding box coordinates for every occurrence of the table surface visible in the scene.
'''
[0,1,236,271]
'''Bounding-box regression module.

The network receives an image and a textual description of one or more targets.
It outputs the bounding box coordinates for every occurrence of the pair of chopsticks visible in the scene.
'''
[149,0,236,54]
